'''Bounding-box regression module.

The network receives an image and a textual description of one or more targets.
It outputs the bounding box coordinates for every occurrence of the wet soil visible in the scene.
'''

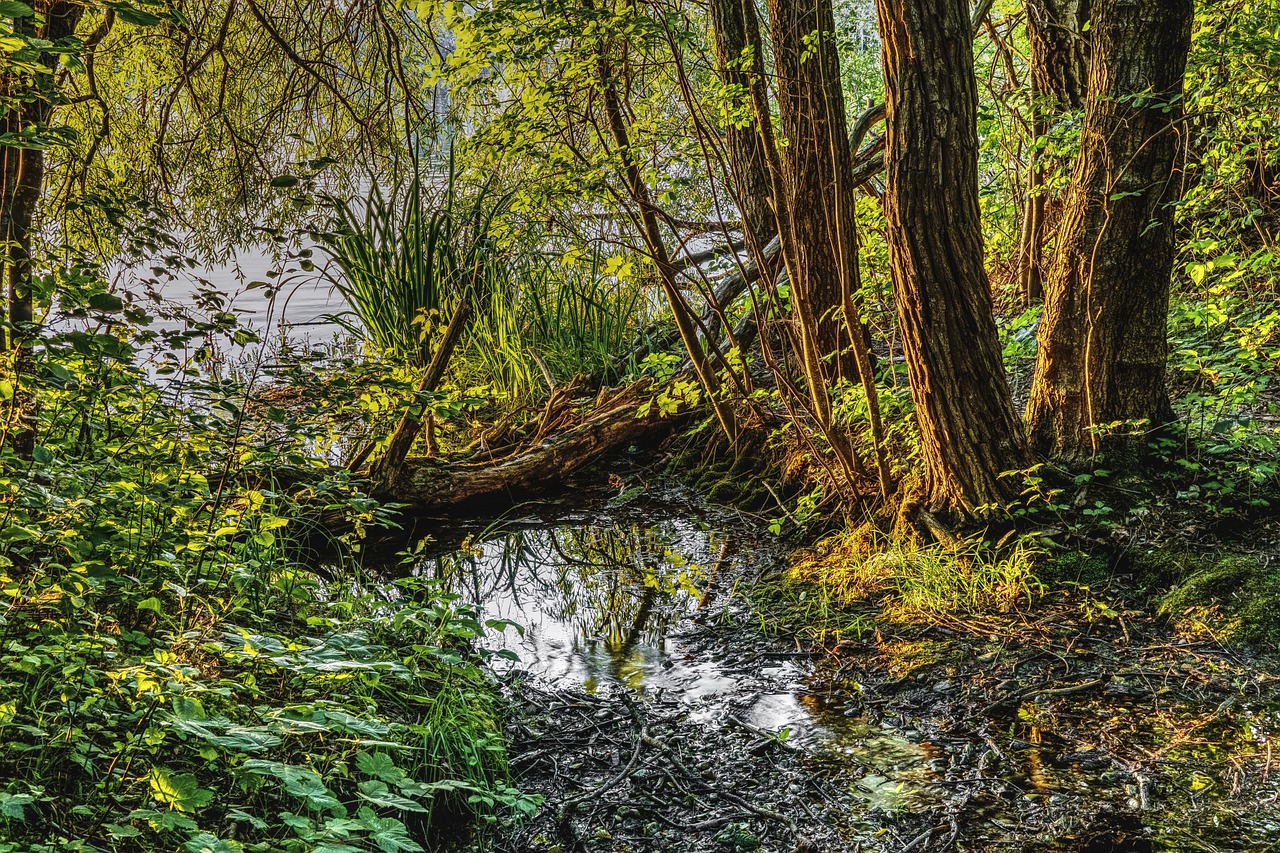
[413,484,1280,853]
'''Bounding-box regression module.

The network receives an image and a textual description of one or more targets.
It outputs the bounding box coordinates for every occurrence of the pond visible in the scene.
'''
[407,492,1280,853]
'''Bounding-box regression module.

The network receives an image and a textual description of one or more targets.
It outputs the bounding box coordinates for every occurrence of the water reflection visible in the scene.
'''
[418,521,713,693]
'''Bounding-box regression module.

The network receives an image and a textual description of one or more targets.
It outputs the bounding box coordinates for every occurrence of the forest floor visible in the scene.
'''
[467,473,1280,853]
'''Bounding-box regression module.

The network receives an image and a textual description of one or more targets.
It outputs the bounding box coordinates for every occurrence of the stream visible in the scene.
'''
[407,486,1280,853]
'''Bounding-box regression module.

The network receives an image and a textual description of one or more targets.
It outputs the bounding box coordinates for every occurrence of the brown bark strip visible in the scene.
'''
[874,0,1029,515]
[1026,0,1193,465]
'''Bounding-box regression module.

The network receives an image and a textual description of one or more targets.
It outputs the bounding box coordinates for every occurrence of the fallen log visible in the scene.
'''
[378,392,680,511]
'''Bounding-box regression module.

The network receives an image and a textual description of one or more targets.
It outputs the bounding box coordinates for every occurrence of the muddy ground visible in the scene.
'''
[478,527,1279,852]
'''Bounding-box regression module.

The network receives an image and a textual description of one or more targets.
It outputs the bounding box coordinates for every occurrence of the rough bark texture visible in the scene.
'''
[1019,0,1092,302]
[765,0,864,382]
[1026,0,1192,464]
[2,2,85,333]
[708,0,776,256]
[1027,0,1091,112]
[874,0,1029,514]
[382,397,672,510]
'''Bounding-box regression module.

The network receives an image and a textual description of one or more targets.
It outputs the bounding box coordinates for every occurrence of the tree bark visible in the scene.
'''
[2,2,86,337]
[1018,0,1092,302]
[1027,0,1090,112]
[759,0,892,495]
[708,0,775,257]
[380,394,674,510]
[765,0,867,384]
[874,0,1029,515]
[1026,0,1192,465]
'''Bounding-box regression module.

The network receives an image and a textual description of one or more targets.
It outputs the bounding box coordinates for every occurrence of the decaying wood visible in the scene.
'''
[368,299,472,489]
[379,389,677,510]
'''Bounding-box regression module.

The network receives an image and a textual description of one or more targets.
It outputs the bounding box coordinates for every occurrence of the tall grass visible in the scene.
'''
[318,169,505,367]
[786,532,1045,621]
[464,246,645,399]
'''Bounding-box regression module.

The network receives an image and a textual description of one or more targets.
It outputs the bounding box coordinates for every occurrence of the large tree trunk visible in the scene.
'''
[874,0,1029,515]
[1018,0,1092,302]
[1026,0,1192,465]
[708,0,775,257]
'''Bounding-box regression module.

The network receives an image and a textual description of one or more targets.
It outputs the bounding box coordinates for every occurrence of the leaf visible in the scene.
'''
[357,780,427,813]
[0,792,34,820]
[106,2,163,26]
[239,760,343,815]
[148,768,214,812]
[128,808,199,832]
[0,2,34,16]
[183,833,244,853]
[88,292,125,312]
[356,752,404,784]
[270,175,300,188]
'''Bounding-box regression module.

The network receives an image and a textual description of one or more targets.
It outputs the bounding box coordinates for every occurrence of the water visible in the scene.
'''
[417,511,931,772]
[148,244,349,347]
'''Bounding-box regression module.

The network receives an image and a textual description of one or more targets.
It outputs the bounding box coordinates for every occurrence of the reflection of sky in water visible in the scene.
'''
[417,517,940,798]
[421,520,713,694]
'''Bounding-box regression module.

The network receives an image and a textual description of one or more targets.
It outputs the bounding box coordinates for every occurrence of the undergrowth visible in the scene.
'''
[0,315,538,851]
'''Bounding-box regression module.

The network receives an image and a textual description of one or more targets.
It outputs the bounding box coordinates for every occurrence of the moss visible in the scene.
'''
[1156,553,1280,648]
[1040,551,1112,586]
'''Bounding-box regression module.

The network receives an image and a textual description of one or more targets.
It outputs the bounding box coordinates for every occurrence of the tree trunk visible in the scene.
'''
[1,2,86,337]
[874,0,1029,515]
[708,0,775,257]
[1027,0,1090,112]
[1026,0,1192,465]
[765,0,866,383]
[1018,0,1092,303]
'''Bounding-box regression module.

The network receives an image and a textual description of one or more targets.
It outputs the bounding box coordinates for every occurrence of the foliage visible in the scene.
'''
[461,246,646,400]
[317,168,508,368]
[0,299,537,851]
[786,530,1045,622]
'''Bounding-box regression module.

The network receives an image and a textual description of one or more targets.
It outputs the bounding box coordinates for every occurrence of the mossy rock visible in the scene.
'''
[1157,554,1280,648]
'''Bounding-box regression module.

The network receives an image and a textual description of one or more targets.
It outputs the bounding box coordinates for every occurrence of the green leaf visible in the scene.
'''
[0,792,34,820]
[183,833,244,853]
[357,780,427,812]
[128,808,199,832]
[356,752,403,784]
[270,175,300,188]
[0,2,35,17]
[106,3,163,26]
[149,768,214,812]
[88,292,125,312]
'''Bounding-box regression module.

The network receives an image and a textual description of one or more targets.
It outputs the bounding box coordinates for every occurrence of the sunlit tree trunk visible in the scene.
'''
[1026,0,1193,465]
[874,0,1029,515]
[760,0,891,495]
[1018,0,1092,303]
[708,0,775,257]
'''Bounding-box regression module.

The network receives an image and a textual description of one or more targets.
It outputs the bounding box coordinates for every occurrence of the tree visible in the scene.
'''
[874,0,1028,515]
[1026,0,1194,464]
[707,0,775,256]
[2,2,86,335]
[761,0,890,494]
[1017,0,1091,301]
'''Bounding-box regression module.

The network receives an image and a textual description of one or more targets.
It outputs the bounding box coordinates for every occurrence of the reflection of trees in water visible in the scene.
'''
[421,524,713,684]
